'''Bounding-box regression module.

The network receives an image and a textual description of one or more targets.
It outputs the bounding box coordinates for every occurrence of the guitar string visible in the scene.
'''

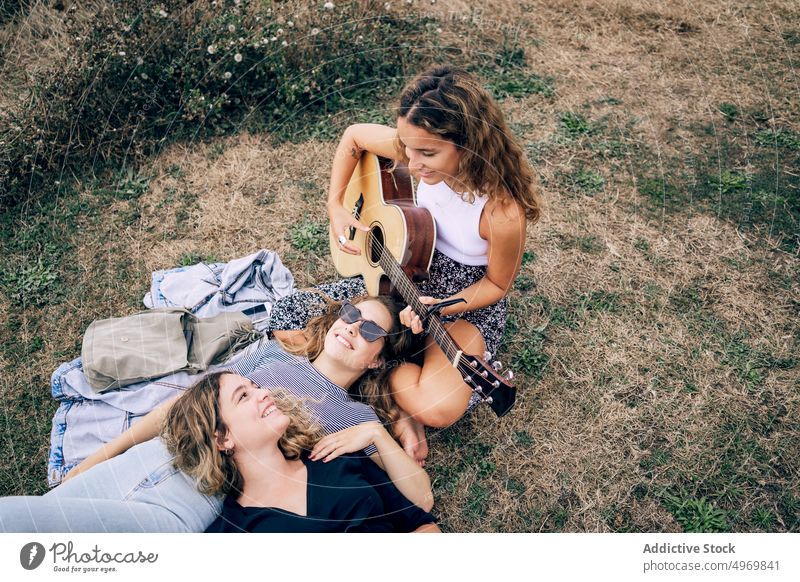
[366,232,499,387]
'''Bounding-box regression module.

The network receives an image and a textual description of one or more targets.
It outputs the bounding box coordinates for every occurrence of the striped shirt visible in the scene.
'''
[225,339,379,456]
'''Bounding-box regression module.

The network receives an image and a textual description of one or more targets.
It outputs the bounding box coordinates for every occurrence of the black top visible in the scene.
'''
[204,454,436,533]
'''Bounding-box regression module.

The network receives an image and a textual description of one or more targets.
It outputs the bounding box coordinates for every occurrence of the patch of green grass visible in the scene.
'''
[640,449,672,474]
[578,290,621,314]
[752,507,775,530]
[709,170,748,196]
[718,102,739,122]
[779,494,800,531]
[559,234,605,254]
[504,478,527,496]
[597,96,623,106]
[514,274,536,292]
[514,345,549,377]
[755,128,800,151]
[464,482,491,522]
[488,72,555,100]
[521,250,537,265]
[559,112,594,137]
[165,164,186,179]
[94,172,151,201]
[637,177,681,208]
[513,430,534,446]
[661,489,730,532]
[1,256,60,306]
[721,333,767,389]
[288,217,327,254]
[176,251,220,267]
[568,167,605,195]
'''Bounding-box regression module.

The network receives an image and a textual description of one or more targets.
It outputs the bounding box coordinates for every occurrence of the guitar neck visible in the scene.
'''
[377,249,464,368]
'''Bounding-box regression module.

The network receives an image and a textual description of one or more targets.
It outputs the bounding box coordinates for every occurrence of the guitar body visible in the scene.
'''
[329,154,436,296]
[328,153,516,417]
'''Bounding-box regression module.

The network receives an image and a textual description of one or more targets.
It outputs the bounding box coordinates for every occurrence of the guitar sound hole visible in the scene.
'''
[368,226,385,266]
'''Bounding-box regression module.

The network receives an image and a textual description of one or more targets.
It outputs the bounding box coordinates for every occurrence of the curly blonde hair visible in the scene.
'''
[162,371,323,497]
[275,294,411,427]
[394,64,542,223]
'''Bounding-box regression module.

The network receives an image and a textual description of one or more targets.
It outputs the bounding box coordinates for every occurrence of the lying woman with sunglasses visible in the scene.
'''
[167,371,438,533]
[0,296,434,532]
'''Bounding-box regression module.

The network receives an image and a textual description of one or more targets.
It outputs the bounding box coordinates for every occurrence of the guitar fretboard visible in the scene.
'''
[374,238,470,374]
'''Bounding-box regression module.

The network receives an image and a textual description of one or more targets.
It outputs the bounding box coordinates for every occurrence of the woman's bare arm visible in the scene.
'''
[61,394,181,483]
[327,123,402,255]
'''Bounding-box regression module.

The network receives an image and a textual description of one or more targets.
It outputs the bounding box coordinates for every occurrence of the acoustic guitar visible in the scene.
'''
[329,153,516,417]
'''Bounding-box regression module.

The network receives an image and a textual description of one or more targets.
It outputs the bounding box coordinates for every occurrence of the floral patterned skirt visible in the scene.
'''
[267,250,508,410]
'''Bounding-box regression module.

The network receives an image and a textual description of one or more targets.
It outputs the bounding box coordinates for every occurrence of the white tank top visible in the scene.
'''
[416,179,489,266]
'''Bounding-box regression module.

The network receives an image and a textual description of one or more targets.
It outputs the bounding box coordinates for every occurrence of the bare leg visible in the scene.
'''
[390,319,486,428]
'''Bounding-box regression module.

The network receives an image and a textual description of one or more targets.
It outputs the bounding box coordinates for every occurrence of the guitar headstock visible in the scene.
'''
[460,352,516,417]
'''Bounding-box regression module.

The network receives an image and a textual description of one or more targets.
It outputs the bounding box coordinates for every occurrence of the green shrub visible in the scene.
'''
[0,0,436,210]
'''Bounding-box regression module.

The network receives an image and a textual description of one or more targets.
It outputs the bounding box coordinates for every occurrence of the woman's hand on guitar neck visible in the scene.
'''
[328,202,369,256]
[400,296,463,334]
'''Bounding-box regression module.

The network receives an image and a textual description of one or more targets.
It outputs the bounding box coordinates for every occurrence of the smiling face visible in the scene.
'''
[323,299,394,371]
[397,115,463,189]
[216,374,290,454]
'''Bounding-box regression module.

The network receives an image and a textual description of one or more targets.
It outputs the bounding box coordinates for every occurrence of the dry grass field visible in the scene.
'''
[1,0,798,532]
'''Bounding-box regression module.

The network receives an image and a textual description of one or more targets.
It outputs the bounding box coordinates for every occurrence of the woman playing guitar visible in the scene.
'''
[270,65,541,459]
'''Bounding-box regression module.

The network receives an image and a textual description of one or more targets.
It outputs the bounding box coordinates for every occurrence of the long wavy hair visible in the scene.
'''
[394,64,541,223]
[162,371,323,497]
[275,294,411,427]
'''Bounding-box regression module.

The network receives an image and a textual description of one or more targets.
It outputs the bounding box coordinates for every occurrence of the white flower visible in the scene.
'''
[136,57,144,65]
[158,9,168,18]
[323,1,335,10]
[224,71,232,79]
[287,20,294,27]
[384,2,391,9]
[281,40,288,47]
[228,24,236,32]
[435,27,442,34]
[140,72,149,80]
[277,28,284,34]
[270,36,277,41]
[118,50,126,56]
[406,0,412,4]
[207,44,217,54]
[234,53,243,62]
[311,27,320,35]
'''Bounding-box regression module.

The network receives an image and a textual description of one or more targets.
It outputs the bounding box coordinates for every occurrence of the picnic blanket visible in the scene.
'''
[47,250,295,486]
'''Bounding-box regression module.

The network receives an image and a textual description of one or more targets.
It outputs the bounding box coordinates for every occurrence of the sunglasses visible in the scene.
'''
[338,301,390,342]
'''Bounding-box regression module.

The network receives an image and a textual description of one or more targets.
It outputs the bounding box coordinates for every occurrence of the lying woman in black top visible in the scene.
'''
[164,371,439,533]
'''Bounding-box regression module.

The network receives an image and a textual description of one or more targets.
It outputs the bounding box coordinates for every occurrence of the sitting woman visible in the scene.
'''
[167,372,438,533]
[0,295,431,533]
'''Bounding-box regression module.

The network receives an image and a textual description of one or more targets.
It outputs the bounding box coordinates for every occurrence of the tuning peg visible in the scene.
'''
[504,370,514,381]
[492,380,500,388]
[480,370,488,378]
[463,376,472,384]
[471,359,478,368]
[492,360,503,371]
[483,351,492,361]
[485,396,493,404]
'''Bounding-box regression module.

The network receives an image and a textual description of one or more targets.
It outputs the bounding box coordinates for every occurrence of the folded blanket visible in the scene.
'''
[143,249,295,330]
